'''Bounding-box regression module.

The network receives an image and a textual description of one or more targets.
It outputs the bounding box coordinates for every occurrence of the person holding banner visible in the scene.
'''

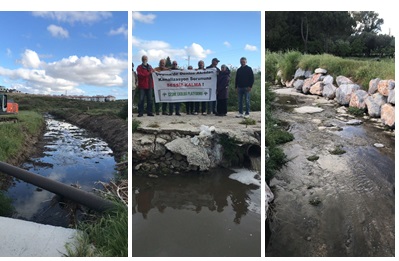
[169,61,181,116]
[235,57,254,118]
[185,65,196,115]
[216,64,230,116]
[206,58,220,115]
[154,59,170,115]
[137,55,155,117]
[196,60,207,115]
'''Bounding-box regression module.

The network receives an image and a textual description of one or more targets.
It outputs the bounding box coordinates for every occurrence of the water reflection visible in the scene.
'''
[4,115,116,227]
[132,168,261,257]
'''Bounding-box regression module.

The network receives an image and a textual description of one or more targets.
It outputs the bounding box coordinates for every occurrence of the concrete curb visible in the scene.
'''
[0,217,78,257]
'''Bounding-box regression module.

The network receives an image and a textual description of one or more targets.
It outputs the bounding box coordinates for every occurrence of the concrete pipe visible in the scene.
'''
[0,161,115,212]
[246,144,261,158]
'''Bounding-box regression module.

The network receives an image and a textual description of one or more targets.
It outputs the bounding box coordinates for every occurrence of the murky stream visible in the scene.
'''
[132,167,261,257]
[266,90,395,257]
[4,115,116,227]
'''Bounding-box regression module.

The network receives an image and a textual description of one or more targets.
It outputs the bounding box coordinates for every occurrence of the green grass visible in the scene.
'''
[265,84,294,183]
[239,118,257,126]
[266,51,395,88]
[65,197,128,257]
[0,111,45,161]
[132,119,141,133]
[348,106,366,116]
[8,93,128,120]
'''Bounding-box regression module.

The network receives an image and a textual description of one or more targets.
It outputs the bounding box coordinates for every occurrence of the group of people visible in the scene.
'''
[132,55,254,118]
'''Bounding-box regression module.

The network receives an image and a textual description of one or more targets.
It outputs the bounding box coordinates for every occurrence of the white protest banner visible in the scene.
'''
[152,69,217,103]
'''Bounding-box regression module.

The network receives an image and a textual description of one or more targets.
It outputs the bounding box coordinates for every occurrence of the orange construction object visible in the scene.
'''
[6,102,18,114]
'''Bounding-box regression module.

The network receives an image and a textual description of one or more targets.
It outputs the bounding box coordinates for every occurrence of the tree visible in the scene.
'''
[265,11,355,54]
[165,56,172,68]
[351,11,384,34]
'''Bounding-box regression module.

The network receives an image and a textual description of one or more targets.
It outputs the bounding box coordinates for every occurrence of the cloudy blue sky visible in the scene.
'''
[0,11,128,99]
[132,11,261,71]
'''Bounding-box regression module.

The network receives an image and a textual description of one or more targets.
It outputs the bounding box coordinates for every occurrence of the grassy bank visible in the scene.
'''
[66,197,128,257]
[0,111,45,162]
[8,93,128,120]
[265,84,293,183]
[0,111,45,217]
[266,50,395,88]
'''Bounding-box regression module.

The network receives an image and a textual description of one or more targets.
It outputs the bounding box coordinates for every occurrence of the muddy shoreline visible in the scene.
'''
[266,87,395,257]
[51,110,128,163]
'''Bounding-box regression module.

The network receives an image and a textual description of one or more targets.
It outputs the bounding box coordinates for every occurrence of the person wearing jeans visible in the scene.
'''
[137,55,154,117]
[235,57,254,118]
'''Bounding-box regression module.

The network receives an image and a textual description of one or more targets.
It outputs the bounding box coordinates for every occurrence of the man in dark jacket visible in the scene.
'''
[235,57,254,118]
[206,58,220,115]
[137,55,154,117]
[169,61,181,116]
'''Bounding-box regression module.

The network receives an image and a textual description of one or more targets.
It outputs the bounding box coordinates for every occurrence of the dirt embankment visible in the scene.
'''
[6,123,47,167]
[52,110,128,163]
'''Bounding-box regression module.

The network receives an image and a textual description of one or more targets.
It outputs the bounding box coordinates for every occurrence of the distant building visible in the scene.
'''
[105,95,116,102]
[62,94,116,102]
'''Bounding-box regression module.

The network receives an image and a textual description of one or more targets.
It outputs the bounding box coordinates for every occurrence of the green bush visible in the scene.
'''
[266,51,395,89]
[265,50,283,83]
[279,51,302,80]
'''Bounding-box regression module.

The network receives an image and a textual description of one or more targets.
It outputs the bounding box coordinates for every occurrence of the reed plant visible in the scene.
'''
[65,197,128,257]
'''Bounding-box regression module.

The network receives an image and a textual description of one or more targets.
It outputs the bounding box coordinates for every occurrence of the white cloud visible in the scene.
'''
[0,49,127,96]
[32,11,112,24]
[224,41,231,48]
[109,24,128,38]
[244,44,257,51]
[132,11,156,28]
[0,66,78,93]
[21,49,42,69]
[47,24,69,38]
[132,36,170,50]
[45,55,126,87]
[185,43,212,60]
[133,40,213,66]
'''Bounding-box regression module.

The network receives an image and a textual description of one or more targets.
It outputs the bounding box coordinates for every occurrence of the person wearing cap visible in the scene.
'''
[169,61,182,116]
[206,58,220,115]
[216,64,230,116]
[137,55,155,117]
[235,57,254,118]
[185,65,196,115]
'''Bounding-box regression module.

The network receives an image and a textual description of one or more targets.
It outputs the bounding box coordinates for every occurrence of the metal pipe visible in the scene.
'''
[0,161,115,212]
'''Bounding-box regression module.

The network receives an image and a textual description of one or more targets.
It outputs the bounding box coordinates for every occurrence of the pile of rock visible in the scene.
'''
[133,129,221,175]
[286,68,395,128]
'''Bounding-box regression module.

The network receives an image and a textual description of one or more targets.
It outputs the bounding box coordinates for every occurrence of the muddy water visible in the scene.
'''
[266,89,395,257]
[4,115,116,227]
[132,168,261,257]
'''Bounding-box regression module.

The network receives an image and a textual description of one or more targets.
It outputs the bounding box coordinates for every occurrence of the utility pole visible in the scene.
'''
[186,55,190,67]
